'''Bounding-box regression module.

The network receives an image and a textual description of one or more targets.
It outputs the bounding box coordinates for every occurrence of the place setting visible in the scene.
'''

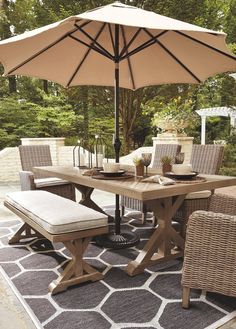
[141,163,206,186]
[164,164,206,183]
[90,162,134,180]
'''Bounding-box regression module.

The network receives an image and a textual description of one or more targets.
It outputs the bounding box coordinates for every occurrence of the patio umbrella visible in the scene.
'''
[0,1,236,248]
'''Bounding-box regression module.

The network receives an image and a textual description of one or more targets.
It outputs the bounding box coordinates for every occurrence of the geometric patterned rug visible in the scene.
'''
[0,205,236,329]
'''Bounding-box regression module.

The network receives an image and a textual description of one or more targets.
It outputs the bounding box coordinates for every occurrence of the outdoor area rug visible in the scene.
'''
[0,205,236,329]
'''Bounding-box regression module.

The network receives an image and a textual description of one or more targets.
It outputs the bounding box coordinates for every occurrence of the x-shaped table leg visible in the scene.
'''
[74,183,113,220]
[126,194,186,276]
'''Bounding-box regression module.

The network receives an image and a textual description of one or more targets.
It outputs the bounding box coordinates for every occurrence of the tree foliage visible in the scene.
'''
[0,0,235,176]
[0,95,80,148]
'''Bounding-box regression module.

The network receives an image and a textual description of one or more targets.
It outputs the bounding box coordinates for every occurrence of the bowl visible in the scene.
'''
[172,164,192,175]
[103,162,120,173]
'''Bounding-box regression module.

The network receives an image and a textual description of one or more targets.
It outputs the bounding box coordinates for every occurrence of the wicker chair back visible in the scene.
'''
[19,145,53,179]
[152,144,181,169]
[190,145,224,175]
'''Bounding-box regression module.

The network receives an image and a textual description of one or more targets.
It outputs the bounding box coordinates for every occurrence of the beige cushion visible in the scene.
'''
[6,191,108,235]
[34,177,70,188]
[185,190,212,200]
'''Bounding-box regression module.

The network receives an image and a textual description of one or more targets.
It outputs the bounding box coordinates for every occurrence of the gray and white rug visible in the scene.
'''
[0,206,236,329]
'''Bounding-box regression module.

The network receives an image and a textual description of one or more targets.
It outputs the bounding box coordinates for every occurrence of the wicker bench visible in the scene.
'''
[4,190,108,295]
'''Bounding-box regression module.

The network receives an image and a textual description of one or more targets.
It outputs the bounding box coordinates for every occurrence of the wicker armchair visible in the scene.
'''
[182,193,236,308]
[174,144,224,237]
[19,145,75,201]
[121,144,181,223]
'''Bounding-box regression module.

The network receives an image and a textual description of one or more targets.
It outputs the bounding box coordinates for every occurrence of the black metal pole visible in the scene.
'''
[96,24,140,249]
[114,24,122,235]
[114,24,121,163]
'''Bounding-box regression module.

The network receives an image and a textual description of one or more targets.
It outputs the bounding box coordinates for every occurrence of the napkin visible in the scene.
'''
[142,175,175,185]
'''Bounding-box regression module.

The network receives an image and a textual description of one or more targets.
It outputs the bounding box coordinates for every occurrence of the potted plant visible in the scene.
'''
[143,96,198,136]
[161,155,173,175]
[133,156,144,176]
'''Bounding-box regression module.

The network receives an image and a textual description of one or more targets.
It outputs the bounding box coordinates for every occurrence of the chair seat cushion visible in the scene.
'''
[34,177,71,188]
[6,191,107,235]
[185,190,212,200]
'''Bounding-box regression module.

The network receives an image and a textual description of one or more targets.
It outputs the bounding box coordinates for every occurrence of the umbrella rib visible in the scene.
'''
[108,23,115,55]
[119,28,142,58]
[120,30,168,61]
[69,34,112,60]
[74,23,113,60]
[144,29,201,83]
[120,38,157,61]
[176,31,236,61]
[66,23,107,87]
[121,26,135,90]
[7,26,80,75]
[75,20,93,29]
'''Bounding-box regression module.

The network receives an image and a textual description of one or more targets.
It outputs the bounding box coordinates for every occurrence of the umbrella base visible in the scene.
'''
[95,231,140,249]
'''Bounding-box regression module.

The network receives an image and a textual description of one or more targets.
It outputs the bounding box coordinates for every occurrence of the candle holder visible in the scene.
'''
[87,142,93,168]
[94,134,105,169]
[73,139,88,168]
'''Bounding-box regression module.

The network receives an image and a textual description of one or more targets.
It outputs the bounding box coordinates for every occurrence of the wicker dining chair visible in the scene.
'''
[121,143,181,224]
[19,145,75,201]
[182,193,236,308]
[174,144,224,237]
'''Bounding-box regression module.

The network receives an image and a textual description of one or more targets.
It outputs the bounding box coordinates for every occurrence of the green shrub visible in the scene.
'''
[220,132,236,176]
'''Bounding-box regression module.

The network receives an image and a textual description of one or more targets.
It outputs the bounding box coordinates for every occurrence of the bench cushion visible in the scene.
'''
[6,191,108,235]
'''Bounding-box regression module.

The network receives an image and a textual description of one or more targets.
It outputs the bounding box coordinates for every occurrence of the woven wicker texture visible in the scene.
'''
[152,144,182,169]
[174,144,224,237]
[121,144,181,222]
[182,193,236,297]
[209,193,236,215]
[37,183,75,201]
[191,144,224,175]
[19,145,75,201]
[19,145,53,179]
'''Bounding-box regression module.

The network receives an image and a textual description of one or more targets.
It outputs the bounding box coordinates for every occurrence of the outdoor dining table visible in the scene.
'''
[33,166,236,276]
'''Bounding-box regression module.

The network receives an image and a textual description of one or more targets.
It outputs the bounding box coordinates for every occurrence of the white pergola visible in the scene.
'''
[196,107,236,144]
[229,73,236,80]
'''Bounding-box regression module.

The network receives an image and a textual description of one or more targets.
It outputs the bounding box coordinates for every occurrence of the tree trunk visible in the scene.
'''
[43,80,49,94]
[8,76,17,93]
[120,89,143,155]
[81,86,89,139]
[1,1,17,93]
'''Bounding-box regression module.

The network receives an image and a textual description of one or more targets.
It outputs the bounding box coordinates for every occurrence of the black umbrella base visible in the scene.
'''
[95,231,140,249]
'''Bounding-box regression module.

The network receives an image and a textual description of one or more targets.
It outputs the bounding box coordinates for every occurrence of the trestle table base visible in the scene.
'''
[126,194,186,275]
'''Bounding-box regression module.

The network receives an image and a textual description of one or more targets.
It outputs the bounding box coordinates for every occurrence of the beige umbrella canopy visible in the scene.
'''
[0,1,235,89]
[1,1,236,247]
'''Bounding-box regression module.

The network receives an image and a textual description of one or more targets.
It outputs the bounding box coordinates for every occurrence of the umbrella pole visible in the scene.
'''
[114,26,121,234]
[96,24,139,249]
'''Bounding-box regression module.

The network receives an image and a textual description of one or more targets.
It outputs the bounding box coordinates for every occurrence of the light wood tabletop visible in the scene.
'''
[33,166,236,200]
[34,166,236,276]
